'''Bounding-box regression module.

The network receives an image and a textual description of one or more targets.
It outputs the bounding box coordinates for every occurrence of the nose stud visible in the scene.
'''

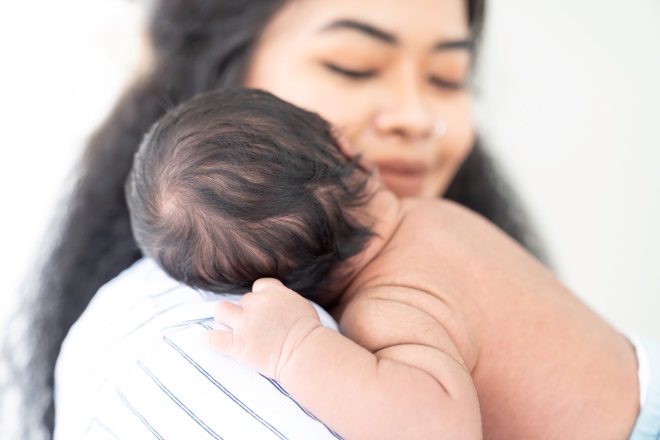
[433,119,447,138]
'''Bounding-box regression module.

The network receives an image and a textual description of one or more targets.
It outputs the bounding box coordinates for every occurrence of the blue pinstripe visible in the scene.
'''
[263,377,344,440]
[164,335,290,440]
[89,418,119,439]
[116,389,164,440]
[138,361,224,439]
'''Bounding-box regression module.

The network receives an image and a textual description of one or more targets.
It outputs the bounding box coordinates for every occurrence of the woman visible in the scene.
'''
[10,0,552,438]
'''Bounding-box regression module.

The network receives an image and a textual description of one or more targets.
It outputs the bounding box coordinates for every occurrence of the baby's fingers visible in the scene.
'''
[203,329,233,353]
[214,301,242,328]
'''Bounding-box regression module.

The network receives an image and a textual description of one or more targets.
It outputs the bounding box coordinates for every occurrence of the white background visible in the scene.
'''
[1,0,658,342]
[476,0,660,338]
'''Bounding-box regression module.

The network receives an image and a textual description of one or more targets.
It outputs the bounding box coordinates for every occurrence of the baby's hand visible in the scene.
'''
[203,278,323,381]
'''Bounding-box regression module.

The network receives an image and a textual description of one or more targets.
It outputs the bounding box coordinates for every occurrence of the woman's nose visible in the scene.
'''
[374,76,436,142]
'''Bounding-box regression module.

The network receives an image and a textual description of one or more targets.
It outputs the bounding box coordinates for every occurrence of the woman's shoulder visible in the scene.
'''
[58,258,338,378]
[61,258,224,351]
[54,258,340,439]
[97,257,194,301]
[54,258,225,437]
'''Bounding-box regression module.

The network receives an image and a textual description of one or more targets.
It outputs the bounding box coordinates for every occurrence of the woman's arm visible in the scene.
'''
[206,279,482,440]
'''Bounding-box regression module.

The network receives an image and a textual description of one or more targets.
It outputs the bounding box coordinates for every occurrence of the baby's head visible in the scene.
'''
[126,88,374,299]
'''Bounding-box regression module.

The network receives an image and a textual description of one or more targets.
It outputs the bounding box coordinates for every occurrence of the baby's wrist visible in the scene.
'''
[276,318,325,382]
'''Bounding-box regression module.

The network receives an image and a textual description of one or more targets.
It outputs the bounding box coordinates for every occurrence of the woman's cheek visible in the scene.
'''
[308,94,368,142]
[280,76,364,134]
[447,96,474,157]
[452,117,475,160]
[431,99,474,195]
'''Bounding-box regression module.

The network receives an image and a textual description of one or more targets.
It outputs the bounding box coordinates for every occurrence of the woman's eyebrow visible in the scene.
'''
[319,19,472,52]
[320,19,397,45]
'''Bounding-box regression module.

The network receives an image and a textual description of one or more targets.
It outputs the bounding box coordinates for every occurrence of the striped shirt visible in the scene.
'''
[54,258,343,439]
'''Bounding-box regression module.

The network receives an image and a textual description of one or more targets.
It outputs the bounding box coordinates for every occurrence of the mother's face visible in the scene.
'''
[245,0,474,198]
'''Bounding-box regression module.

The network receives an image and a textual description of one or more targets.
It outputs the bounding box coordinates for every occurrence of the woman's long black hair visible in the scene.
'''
[2,0,544,438]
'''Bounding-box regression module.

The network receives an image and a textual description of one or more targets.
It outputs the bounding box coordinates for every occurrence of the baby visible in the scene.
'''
[126,88,658,439]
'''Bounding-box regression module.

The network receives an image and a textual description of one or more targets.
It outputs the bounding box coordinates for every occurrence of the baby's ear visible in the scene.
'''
[329,127,376,173]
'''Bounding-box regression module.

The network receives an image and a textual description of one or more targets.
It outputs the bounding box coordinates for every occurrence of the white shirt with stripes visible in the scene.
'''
[54,258,343,440]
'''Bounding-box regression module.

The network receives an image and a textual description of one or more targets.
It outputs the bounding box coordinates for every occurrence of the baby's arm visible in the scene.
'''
[205,279,481,440]
[204,278,325,380]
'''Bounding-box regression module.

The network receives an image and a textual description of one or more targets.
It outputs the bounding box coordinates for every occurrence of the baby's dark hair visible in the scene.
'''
[126,88,374,298]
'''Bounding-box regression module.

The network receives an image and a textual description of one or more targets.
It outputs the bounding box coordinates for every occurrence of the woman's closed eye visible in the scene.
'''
[429,75,465,91]
[323,62,376,79]
[323,62,465,91]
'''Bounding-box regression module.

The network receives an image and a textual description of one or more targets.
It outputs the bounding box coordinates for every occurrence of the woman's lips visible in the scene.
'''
[375,158,430,174]
[377,166,428,197]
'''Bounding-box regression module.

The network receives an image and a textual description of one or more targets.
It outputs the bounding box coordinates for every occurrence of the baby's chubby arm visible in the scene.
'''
[205,279,482,440]
[203,278,324,380]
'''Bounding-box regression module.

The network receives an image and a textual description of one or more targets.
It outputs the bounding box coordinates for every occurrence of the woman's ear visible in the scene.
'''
[329,126,376,173]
